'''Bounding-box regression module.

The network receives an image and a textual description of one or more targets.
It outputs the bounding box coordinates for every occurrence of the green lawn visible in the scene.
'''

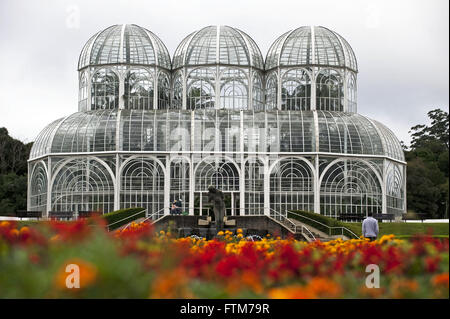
[342,222,449,238]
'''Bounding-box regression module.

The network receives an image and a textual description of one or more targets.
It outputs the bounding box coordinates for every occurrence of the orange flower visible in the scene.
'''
[150,269,193,298]
[268,285,313,299]
[390,279,419,298]
[54,258,98,290]
[9,228,19,238]
[307,277,341,298]
[432,273,449,288]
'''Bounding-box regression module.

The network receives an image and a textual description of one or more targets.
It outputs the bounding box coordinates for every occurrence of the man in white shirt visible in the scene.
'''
[362,212,379,241]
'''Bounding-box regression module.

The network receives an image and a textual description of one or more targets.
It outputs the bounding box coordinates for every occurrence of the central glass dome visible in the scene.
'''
[171,25,265,110]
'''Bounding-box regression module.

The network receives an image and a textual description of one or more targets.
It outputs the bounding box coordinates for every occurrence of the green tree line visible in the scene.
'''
[0,128,32,215]
[404,108,449,219]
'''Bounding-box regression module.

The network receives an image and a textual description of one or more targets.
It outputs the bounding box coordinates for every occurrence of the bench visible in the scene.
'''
[402,213,427,222]
[224,216,236,227]
[198,216,211,226]
[48,211,74,220]
[15,210,43,220]
[372,213,395,222]
[77,211,101,219]
[337,214,365,222]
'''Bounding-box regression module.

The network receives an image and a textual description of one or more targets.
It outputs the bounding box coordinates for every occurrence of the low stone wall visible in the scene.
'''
[153,215,302,239]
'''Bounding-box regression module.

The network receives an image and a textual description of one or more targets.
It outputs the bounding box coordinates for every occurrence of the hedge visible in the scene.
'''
[102,207,146,230]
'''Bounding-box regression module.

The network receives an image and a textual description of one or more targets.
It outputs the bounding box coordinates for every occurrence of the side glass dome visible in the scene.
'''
[77,24,171,111]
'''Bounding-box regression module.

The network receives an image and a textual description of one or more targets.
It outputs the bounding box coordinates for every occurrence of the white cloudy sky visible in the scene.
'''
[0,0,448,146]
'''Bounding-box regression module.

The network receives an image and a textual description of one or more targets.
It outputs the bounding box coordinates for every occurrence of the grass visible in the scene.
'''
[289,210,449,238]
[342,222,449,237]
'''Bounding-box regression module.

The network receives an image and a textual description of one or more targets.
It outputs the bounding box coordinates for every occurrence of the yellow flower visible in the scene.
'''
[217,231,224,236]
[237,228,243,234]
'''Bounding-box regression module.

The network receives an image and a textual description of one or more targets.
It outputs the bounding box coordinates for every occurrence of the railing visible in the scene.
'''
[121,208,165,231]
[287,211,359,239]
[268,208,316,242]
[106,209,147,231]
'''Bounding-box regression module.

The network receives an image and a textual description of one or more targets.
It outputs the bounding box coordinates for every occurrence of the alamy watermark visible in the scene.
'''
[65,263,80,289]
[365,264,380,288]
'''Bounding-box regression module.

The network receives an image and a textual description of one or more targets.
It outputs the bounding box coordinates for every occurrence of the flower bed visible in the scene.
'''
[0,220,448,298]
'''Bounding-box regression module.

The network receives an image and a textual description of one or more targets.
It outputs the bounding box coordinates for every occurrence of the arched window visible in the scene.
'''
[220,69,248,110]
[30,163,47,212]
[316,69,344,111]
[347,73,357,113]
[158,72,171,109]
[91,69,119,110]
[187,68,215,110]
[386,161,404,214]
[281,69,311,110]
[124,69,154,110]
[172,71,183,108]
[78,72,88,111]
[52,158,114,213]
[265,72,278,110]
[320,160,382,217]
[121,157,165,218]
[270,158,314,213]
[245,158,264,214]
[252,72,264,111]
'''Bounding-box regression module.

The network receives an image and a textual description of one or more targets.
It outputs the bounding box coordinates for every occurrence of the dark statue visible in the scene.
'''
[207,186,225,230]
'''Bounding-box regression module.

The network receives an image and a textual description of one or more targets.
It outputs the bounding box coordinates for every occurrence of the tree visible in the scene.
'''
[0,128,32,215]
[406,108,449,218]
[0,173,28,215]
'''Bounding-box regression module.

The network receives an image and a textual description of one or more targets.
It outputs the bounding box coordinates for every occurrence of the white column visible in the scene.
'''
[182,68,187,110]
[189,154,194,215]
[311,67,316,110]
[153,68,158,109]
[264,156,270,216]
[114,153,120,211]
[189,111,195,215]
[240,110,245,215]
[46,158,52,217]
[382,159,387,214]
[314,154,320,214]
[164,155,170,215]
[119,70,125,109]
[277,68,282,110]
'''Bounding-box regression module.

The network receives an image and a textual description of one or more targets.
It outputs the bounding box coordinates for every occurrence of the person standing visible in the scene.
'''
[362,212,379,241]
[175,199,182,215]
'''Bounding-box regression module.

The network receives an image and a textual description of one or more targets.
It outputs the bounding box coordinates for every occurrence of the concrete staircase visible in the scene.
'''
[288,218,348,242]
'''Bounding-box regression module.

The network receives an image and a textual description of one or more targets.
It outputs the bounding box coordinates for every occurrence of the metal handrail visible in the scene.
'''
[287,211,359,239]
[267,208,316,241]
[141,208,165,224]
[106,209,146,231]
[122,208,165,231]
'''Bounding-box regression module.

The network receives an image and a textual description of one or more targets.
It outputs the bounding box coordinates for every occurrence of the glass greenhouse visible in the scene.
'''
[28,24,406,219]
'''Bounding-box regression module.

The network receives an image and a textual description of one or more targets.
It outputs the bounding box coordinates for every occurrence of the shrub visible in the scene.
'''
[102,207,146,230]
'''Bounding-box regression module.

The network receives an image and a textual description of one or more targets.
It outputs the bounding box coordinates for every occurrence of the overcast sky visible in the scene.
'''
[0,0,448,146]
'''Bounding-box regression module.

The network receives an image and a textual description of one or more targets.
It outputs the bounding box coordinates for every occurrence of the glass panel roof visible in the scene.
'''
[31,110,403,161]
[78,24,171,70]
[172,26,264,69]
[266,26,357,71]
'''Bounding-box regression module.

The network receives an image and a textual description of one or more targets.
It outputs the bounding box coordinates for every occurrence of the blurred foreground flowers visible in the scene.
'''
[0,220,448,298]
